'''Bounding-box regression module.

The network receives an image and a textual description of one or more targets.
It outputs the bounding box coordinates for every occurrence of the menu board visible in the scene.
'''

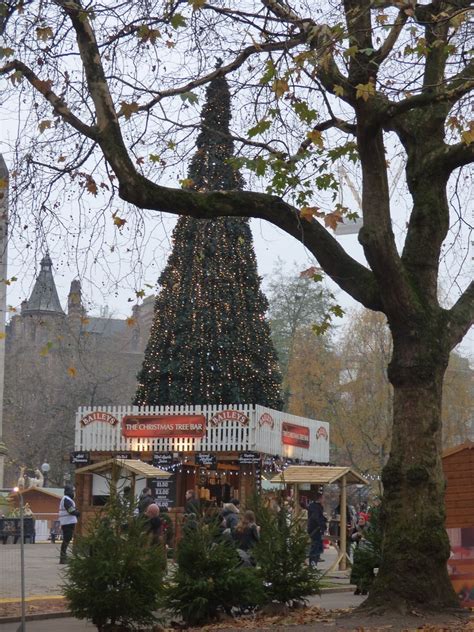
[148,474,177,509]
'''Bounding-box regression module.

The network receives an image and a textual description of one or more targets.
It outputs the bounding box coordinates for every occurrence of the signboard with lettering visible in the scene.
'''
[122,415,206,439]
[115,452,132,460]
[282,422,310,449]
[152,453,174,467]
[80,411,119,427]
[196,453,217,467]
[210,410,249,426]
[238,452,261,464]
[148,474,177,509]
[70,451,90,465]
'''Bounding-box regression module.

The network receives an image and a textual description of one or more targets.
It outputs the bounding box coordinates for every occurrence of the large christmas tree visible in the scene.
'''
[135,74,282,409]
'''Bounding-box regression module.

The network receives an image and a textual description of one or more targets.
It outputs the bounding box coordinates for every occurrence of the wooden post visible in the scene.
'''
[294,483,300,515]
[131,472,136,499]
[340,475,347,571]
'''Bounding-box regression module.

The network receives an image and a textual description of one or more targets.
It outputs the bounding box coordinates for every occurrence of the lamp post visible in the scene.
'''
[13,486,26,631]
[41,462,50,488]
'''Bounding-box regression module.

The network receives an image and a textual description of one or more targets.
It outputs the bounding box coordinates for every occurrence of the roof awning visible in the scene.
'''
[74,458,171,479]
[270,465,368,486]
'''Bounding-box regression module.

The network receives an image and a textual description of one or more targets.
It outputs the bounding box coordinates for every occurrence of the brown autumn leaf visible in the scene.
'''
[85,175,98,195]
[119,101,139,120]
[67,366,77,377]
[126,317,136,327]
[38,120,52,134]
[300,206,322,222]
[272,78,289,98]
[307,129,324,147]
[113,214,127,228]
[324,210,344,230]
[300,265,321,279]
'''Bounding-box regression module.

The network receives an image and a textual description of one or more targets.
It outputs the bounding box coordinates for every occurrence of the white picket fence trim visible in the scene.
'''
[75,404,330,462]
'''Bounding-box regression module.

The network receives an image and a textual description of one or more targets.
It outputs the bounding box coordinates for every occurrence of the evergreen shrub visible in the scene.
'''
[253,499,321,605]
[63,495,166,631]
[163,516,264,625]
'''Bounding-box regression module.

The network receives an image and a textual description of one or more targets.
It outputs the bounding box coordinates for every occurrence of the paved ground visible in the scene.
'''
[0,593,367,632]
[0,541,352,601]
[0,542,65,599]
[0,542,361,629]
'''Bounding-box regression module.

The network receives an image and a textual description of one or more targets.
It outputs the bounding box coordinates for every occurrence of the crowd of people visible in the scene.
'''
[58,483,379,591]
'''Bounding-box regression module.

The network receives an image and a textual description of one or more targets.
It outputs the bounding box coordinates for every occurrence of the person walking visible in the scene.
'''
[307,492,327,567]
[58,485,80,564]
[138,487,154,515]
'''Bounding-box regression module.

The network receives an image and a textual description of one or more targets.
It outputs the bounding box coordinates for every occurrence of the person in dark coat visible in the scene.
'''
[144,503,162,546]
[184,489,200,516]
[58,485,80,564]
[138,487,154,515]
[307,492,327,567]
[222,499,240,530]
[232,510,260,553]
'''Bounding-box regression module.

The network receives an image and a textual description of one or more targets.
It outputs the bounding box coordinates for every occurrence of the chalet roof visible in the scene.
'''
[270,465,368,486]
[74,458,171,479]
[23,254,64,315]
[10,487,62,499]
[442,440,474,459]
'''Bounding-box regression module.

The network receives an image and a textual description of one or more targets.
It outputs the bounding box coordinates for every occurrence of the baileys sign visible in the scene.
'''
[80,411,119,427]
[210,410,249,426]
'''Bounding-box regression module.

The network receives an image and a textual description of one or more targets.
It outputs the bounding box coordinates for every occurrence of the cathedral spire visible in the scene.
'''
[23,253,64,315]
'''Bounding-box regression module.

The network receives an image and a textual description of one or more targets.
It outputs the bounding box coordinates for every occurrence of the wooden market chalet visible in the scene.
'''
[73,404,330,521]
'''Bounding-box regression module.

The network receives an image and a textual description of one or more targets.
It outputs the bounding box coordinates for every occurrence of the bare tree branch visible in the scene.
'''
[446,281,474,349]
[0,60,98,140]
[374,9,408,66]
[135,37,306,115]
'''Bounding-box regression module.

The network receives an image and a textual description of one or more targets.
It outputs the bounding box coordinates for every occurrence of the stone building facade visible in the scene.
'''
[3,254,154,486]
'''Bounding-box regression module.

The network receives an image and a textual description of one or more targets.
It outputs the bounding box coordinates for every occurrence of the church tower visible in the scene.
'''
[19,253,65,341]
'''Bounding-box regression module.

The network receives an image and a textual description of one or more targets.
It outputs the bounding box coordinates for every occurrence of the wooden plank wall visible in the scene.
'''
[443,447,474,529]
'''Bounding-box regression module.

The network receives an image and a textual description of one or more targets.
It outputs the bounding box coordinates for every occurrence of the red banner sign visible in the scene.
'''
[80,411,119,427]
[122,415,206,439]
[282,422,310,449]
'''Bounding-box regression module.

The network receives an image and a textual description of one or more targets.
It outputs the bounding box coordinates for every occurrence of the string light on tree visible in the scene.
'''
[135,70,282,409]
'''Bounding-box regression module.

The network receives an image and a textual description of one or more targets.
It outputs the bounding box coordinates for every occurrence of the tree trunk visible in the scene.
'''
[366,329,459,612]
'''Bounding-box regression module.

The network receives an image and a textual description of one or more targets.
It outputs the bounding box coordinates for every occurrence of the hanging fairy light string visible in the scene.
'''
[133,70,283,410]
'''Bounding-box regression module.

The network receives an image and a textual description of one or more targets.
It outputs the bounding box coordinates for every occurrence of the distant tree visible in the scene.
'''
[135,75,282,409]
[331,310,393,478]
[284,327,339,423]
[266,262,333,391]
[442,352,473,448]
